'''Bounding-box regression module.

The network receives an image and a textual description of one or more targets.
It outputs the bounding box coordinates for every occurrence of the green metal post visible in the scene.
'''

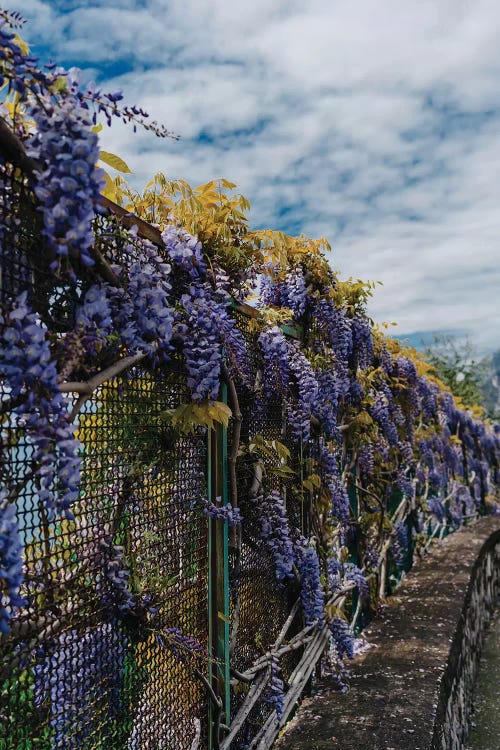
[207,382,231,748]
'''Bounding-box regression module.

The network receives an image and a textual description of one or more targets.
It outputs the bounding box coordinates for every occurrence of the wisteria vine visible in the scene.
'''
[0,10,499,749]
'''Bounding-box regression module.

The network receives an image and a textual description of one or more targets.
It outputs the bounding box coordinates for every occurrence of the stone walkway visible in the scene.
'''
[275,517,500,750]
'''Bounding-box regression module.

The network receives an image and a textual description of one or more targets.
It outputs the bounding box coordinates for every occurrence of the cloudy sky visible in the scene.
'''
[16,0,500,352]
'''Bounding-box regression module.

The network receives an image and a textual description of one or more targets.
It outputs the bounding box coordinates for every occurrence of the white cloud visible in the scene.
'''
[14,0,500,352]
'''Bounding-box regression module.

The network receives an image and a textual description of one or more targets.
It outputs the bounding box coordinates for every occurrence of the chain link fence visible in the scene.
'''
[0,148,318,750]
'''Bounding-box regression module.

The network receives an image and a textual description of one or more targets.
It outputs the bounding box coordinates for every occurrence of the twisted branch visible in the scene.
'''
[60,352,146,421]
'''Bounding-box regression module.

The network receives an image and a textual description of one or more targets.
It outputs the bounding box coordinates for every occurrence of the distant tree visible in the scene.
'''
[423,335,489,413]
[481,350,500,421]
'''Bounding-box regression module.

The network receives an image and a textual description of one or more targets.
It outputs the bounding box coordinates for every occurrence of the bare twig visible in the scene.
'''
[249,626,331,749]
[193,665,223,750]
[232,631,315,684]
[89,244,122,286]
[63,352,146,420]
[276,597,301,644]
[351,481,384,511]
[0,116,37,174]
[222,599,304,748]
[229,589,240,658]
[350,592,364,633]
[220,668,271,749]
[190,718,201,750]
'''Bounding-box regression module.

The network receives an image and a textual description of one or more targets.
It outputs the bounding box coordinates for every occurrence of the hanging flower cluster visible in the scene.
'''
[294,539,324,627]
[256,490,295,583]
[27,98,104,272]
[329,616,355,660]
[33,622,129,749]
[0,489,26,634]
[0,293,81,519]
[266,654,285,720]
[203,499,242,527]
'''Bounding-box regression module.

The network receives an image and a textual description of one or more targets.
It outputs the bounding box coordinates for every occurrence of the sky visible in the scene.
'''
[14,0,500,353]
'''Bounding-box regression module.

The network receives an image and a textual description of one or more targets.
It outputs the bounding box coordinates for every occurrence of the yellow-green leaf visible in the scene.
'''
[99,150,132,174]
[271,466,296,478]
[101,171,118,201]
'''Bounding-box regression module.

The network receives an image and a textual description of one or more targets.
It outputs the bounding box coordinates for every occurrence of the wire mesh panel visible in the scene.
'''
[0,164,210,750]
[227,311,304,747]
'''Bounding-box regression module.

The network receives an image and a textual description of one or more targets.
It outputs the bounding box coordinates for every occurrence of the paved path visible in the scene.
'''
[275,517,500,750]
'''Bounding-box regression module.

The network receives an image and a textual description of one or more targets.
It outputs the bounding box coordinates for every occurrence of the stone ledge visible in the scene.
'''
[275,517,500,750]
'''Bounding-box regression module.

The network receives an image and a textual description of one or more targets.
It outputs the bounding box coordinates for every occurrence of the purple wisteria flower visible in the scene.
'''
[33,622,129,749]
[319,440,350,526]
[294,538,324,627]
[313,299,353,361]
[0,491,26,634]
[27,97,104,273]
[281,266,308,318]
[155,626,201,661]
[256,491,294,583]
[390,520,409,570]
[287,343,319,443]
[203,498,242,527]
[162,223,207,278]
[0,293,81,518]
[329,616,354,659]
[266,654,285,719]
[259,326,290,393]
[327,558,369,602]
[178,286,223,401]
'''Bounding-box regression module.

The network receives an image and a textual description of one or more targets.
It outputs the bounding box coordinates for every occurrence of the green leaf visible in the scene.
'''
[270,439,291,460]
[207,401,232,427]
[161,400,232,433]
[270,465,296,478]
[99,150,132,174]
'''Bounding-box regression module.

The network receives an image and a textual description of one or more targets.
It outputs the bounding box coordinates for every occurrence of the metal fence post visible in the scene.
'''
[208,381,231,748]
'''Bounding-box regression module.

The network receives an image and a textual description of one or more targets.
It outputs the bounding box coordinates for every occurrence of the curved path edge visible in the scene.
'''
[275,516,500,750]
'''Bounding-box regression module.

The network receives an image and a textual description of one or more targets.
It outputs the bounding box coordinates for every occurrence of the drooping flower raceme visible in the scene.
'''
[327,558,369,602]
[350,315,374,370]
[162,223,207,279]
[33,622,129,749]
[178,287,224,401]
[390,520,409,570]
[155,626,201,661]
[0,293,81,519]
[119,241,173,364]
[320,440,350,526]
[97,537,135,617]
[294,538,324,627]
[287,343,319,443]
[281,266,307,318]
[26,97,104,273]
[313,299,353,362]
[329,616,354,659]
[259,327,290,394]
[257,491,294,583]
[203,499,242,527]
[267,654,285,720]
[0,490,26,634]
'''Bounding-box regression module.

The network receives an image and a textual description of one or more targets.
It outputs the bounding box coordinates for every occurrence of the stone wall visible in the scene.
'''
[431,528,500,749]
[276,517,500,750]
